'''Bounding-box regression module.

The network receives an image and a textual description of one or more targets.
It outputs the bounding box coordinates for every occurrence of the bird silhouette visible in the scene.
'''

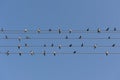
[19,52,22,56]
[51,43,54,47]
[112,44,115,47]
[24,29,28,32]
[43,50,46,56]
[79,35,82,39]
[81,43,84,47]
[69,44,72,47]
[65,35,68,39]
[106,27,109,31]
[97,28,101,33]
[87,28,89,31]
[44,44,46,47]
[105,51,109,56]
[58,28,61,34]
[114,27,116,31]
[37,28,40,33]
[69,29,72,34]
[18,37,21,42]
[94,44,97,49]
[73,51,76,54]
[53,51,56,56]
[58,45,62,49]
[25,43,28,47]
[49,29,52,32]
[18,44,21,49]
[108,36,111,39]
[6,50,10,56]
[5,35,8,39]
[30,50,34,55]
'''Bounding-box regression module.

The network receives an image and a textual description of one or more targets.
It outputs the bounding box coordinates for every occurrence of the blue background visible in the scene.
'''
[0,0,120,80]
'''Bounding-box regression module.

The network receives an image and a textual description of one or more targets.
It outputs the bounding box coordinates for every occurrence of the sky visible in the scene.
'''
[0,0,120,80]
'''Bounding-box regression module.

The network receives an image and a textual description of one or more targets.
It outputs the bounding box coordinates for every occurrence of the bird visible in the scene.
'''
[37,28,40,33]
[105,51,109,56]
[58,45,62,49]
[86,28,89,31]
[112,44,115,47]
[48,29,52,32]
[73,51,76,54]
[19,52,22,56]
[43,50,46,56]
[114,27,116,31]
[108,36,111,39]
[79,35,82,39]
[69,44,72,47]
[81,43,84,47]
[65,35,68,39]
[6,50,10,56]
[51,43,54,47]
[53,51,56,56]
[94,44,97,49]
[97,28,101,33]
[24,29,28,32]
[5,35,8,39]
[18,37,22,42]
[69,29,72,34]
[18,44,21,49]
[25,43,28,47]
[30,50,34,55]
[106,27,109,31]
[58,28,61,34]
[44,44,46,47]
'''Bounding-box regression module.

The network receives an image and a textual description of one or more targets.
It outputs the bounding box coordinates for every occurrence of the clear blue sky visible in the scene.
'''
[0,0,120,80]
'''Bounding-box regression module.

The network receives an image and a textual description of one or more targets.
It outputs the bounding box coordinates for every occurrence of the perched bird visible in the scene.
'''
[94,44,97,49]
[97,28,101,33]
[53,51,56,56]
[79,35,82,39]
[81,43,84,47]
[25,43,28,47]
[24,29,28,32]
[87,28,89,31]
[69,44,72,47]
[18,44,21,49]
[105,51,109,56]
[49,29,52,32]
[106,27,109,31]
[65,35,68,39]
[58,45,62,49]
[69,29,72,34]
[73,51,77,54]
[112,44,115,47]
[51,43,54,47]
[30,50,34,55]
[43,50,46,56]
[44,44,46,47]
[18,37,21,42]
[37,28,40,33]
[19,52,22,56]
[6,50,10,56]
[58,28,61,34]
[114,27,116,31]
[108,36,111,39]
[5,35,8,39]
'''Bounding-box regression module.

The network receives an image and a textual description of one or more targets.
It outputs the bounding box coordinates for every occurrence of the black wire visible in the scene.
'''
[1,38,120,39]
